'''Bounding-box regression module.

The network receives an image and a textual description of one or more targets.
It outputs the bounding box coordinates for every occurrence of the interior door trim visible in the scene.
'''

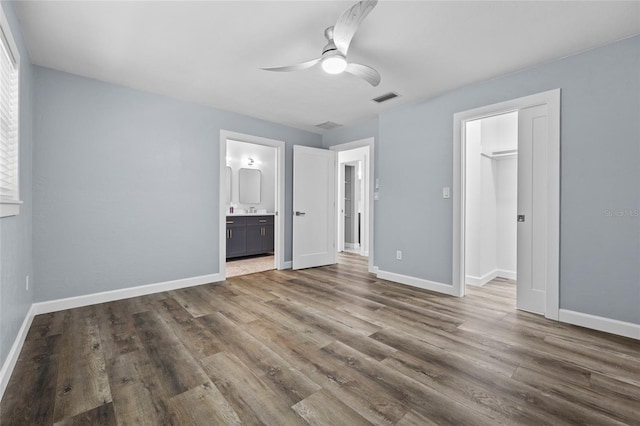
[219,130,286,278]
[452,89,561,320]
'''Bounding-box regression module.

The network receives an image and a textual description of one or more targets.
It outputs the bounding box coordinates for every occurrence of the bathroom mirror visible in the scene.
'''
[239,168,261,204]
[225,166,232,204]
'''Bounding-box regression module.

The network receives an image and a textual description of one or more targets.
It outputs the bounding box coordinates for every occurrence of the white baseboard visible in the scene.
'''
[466,269,516,286]
[345,243,360,250]
[0,305,36,401]
[280,261,292,270]
[559,309,640,340]
[370,265,379,274]
[465,270,498,287]
[33,273,223,315]
[377,269,457,296]
[496,269,517,280]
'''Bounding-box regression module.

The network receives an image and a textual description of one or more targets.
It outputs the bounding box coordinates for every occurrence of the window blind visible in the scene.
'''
[0,24,18,202]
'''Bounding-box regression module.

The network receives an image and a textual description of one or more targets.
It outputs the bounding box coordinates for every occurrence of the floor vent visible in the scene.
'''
[315,121,343,130]
[372,92,399,103]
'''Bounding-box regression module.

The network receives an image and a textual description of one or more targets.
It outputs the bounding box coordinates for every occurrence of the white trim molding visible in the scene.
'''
[559,309,640,340]
[376,270,458,296]
[496,269,517,280]
[33,273,223,315]
[453,89,561,321]
[465,270,499,287]
[219,130,286,278]
[0,305,36,401]
[281,261,292,270]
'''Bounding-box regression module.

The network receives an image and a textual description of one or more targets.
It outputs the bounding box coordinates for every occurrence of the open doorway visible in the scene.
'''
[330,138,375,272]
[464,112,518,304]
[219,131,285,279]
[453,89,560,319]
[341,161,363,254]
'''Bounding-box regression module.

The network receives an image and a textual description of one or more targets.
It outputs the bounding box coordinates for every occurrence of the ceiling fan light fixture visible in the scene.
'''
[321,55,347,74]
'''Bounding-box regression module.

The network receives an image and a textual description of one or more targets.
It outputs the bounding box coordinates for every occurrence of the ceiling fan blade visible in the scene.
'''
[333,0,378,55]
[261,58,321,72]
[345,63,380,87]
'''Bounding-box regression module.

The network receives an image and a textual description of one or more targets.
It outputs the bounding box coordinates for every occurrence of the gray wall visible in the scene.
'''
[33,67,321,302]
[324,36,640,325]
[0,1,34,368]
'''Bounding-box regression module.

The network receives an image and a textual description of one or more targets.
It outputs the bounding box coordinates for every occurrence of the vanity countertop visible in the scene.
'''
[227,212,275,217]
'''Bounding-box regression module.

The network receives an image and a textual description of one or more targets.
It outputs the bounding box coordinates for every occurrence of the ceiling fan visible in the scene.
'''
[261,0,380,87]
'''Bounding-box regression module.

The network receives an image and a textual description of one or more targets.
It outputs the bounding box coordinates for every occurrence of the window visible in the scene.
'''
[0,7,20,218]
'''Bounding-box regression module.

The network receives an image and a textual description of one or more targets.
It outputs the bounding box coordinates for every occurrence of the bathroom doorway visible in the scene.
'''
[219,131,285,279]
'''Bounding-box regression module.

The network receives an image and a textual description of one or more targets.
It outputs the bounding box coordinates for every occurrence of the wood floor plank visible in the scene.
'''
[266,297,397,361]
[371,327,626,425]
[169,287,219,318]
[512,364,639,424]
[132,310,209,397]
[107,350,176,425]
[200,351,306,425]
[3,253,639,426]
[26,311,66,341]
[167,382,242,425]
[291,390,371,426]
[153,297,224,360]
[243,318,409,425]
[52,307,112,423]
[198,312,322,405]
[97,300,144,362]
[322,340,498,426]
[53,402,116,426]
[0,335,61,425]
[252,327,409,423]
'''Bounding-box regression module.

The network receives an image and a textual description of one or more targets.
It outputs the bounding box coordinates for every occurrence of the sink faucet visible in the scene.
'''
[249,206,256,214]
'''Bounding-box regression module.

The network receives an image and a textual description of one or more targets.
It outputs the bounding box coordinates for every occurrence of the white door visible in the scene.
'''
[517,104,548,314]
[293,146,337,269]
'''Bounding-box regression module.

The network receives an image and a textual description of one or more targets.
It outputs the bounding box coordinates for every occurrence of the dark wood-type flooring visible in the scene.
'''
[2,253,639,425]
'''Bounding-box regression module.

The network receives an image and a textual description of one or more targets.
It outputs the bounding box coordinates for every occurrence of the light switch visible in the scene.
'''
[442,187,451,198]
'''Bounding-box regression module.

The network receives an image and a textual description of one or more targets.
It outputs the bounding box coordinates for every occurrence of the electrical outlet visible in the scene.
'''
[396,250,402,260]
[25,275,29,291]
[442,187,451,198]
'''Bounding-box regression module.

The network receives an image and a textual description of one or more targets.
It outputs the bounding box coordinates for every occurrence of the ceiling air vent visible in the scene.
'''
[315,121,343,130]
[372,92,399,103]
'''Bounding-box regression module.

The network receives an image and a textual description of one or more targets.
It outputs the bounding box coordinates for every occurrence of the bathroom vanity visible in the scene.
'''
[226,214,274,259]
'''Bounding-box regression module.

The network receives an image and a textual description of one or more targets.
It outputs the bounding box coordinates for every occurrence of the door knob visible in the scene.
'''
[295,211,306,216]
[517,215,525,222]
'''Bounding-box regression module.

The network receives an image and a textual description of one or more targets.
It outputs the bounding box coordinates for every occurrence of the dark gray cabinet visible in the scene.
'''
[226,215,274,259]
[226,217,247,258]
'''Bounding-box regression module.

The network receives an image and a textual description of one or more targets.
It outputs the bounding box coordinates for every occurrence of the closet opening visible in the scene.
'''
[464,111,518,303]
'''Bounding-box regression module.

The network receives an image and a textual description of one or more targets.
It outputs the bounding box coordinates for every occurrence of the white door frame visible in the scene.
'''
[452,89,560,320]
[219,130,286,278]
[330,137,376,274]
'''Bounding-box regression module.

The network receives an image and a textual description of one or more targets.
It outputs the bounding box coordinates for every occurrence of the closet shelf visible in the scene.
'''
[480,149,517,160]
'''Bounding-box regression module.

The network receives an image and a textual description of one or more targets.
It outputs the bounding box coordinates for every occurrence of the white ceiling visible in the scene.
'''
[13,1,640,134]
